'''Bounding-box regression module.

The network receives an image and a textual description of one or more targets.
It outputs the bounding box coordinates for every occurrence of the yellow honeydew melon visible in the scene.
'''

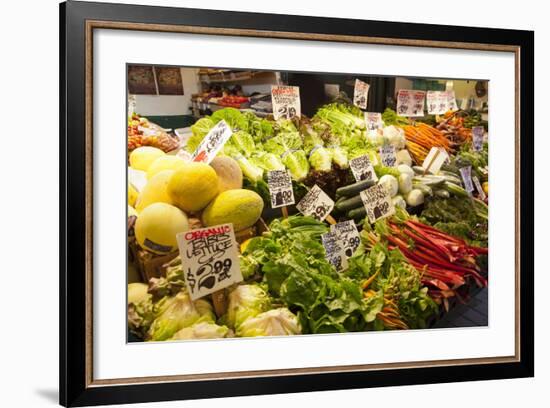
[135,202,189,254]
[146,155,187,179]
[128,183,139,207]
[202,189,264,232]
[167,162,219,213]
[129,146,165,171]
[135,170,174,212]
[209,156,243,192]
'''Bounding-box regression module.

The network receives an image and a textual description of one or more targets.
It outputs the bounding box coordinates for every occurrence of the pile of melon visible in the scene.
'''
[128,147,263,255]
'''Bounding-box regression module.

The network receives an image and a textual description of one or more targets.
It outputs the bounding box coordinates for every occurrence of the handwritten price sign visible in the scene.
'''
[176,224,242,300]
[397,90,426,117]
[330,220,361,258]
[296,184,334,222]
[271,85,301,120]
[350,155,378,182]
[365,112,383,131]
[360,184,395,224]
[353,79,370,109]
[267,170,295,208]
[379,145,397,167]
[191,120,233,164]
[472,126,484,152]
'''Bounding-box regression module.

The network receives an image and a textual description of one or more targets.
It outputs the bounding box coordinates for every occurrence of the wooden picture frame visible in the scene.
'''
[60,1,534,406]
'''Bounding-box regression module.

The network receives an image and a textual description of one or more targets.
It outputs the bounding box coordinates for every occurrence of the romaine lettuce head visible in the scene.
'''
[226,284,271,329]
[147,291,215,341]
[251,152,285,172]
[211,107,248,131]
[128,295,155,338]
[308,146,332,172]
[237,308,301,337]
[170,322,229,341]
[187,117,215,152]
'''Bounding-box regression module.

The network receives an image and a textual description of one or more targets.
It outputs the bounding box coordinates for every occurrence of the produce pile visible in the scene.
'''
[127,103,489,342]
[128,113,180,153]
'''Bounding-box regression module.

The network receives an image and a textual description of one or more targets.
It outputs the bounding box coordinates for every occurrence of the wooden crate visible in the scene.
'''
[128,237,178,282]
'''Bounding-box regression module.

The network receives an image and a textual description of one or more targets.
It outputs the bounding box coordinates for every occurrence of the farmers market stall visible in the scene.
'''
[127,71,489,341]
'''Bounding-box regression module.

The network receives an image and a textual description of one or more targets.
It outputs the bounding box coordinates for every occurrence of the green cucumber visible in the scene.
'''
[413,183,433,196]
[347,206,367,220]
[335,194,364,212]
[336,179,376,197]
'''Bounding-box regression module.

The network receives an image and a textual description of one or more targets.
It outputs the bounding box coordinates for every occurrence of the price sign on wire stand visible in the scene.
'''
[472,176,487,200]
[330,220,361,258]
[353,79,370,109]
[321,231,349,272]
[427,91,447,115]
[379,145,397,167]
[191,120,233,164]
[365,112,383,131]
[422,147,450,174]
[360,183,395,224]
[271,85,301,120]
[267,169,295,209]
[472,126,484,152]
[349,155,378,182]
[446,90,458,112]
[459,166,475,195]
[296,184,335,222]
[397,90,426,117]
[176,224,242,301]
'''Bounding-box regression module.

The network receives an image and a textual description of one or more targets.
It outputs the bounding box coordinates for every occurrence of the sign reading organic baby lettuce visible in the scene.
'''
[321,231,348,272]
[191,120,233,164]
[330,220,361,258]
[396,90,426,117]
[349,155,378,182]
[379,145,397,167]
[353,79,370,109]
[365,112,383,131]
[267,169,295,208]
[360,183,395,224]
[472,126,484,152]
[296,184,334,222]
[271,85,301,120]
[176,224,242,301]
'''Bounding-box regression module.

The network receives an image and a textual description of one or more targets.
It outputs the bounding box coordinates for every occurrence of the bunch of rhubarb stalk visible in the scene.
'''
[364,218,488,309]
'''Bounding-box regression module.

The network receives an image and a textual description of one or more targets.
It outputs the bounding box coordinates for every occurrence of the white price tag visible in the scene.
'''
[330,220,361,258]
[191,120,233,164]
[472,126,484,152]
[446,90,458,111]
[271,85,301,120]
[472,176,487,200]
[365,112,383,131]
[459,166,474,194]
[427,91,447,115]
[360,184,395,224]
[422,147,449,174]
[397,90,426,117]
[176,224,242,300]
[321,231,348,272]
[353,79,370,109]
[296,184,334,222]
[349,155,378,182]
[379,145,397,167]
[267,170,295,208]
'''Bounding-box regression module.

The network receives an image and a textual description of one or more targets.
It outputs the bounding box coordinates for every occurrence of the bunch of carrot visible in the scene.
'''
[401,122,454,163]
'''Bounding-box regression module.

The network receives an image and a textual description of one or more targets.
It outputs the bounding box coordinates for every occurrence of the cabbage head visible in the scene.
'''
[237,308,301,337]
[147,291,215,341]
[170,322,230,341]
[225,285,271,330]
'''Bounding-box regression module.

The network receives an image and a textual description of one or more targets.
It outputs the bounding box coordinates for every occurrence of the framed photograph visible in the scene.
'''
[60,1,534,406]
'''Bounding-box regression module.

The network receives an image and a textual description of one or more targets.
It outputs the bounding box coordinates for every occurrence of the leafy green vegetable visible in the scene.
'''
[147,291,215,341]
[263,128,310,181]
[381,108,409,126]
[420,196,488,247]
[187,117,215,152]
[225,285,271,331]
[170,322,229,340]
[237,308,301,337]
